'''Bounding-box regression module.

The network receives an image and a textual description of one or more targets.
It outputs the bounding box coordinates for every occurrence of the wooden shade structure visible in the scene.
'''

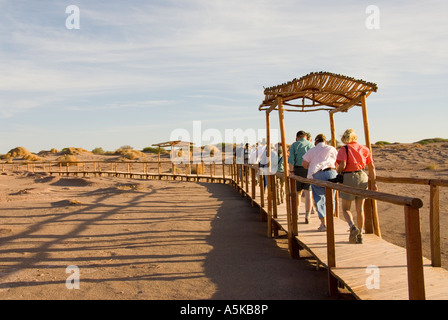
[152,141,195,174]
[259,72,381,246]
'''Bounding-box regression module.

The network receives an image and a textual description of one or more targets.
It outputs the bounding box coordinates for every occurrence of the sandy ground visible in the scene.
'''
[0,142,447,300]
[0,173,330,300]
[372,143,448,268]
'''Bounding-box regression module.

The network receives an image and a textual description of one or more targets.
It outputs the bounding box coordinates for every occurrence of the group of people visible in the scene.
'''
[288,129,377,244]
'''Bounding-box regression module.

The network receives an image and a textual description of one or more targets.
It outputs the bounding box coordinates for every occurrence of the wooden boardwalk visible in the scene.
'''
[4,162,448,300]
[241,181,448,300]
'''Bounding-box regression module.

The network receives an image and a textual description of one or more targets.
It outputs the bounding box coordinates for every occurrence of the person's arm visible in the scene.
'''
[336,161,346,174]
[302,160,309,169]
[288,163,295,175]
[336,146,347,174]
[288,144,295,174]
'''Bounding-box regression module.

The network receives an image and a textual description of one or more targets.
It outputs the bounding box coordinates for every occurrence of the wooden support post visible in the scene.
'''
[236,164,240,187]
[251,167,256,206]
[259,171,265,208]
[278,97,296,258]
[240,165,244,194]
[245,165,249,195]
[266,111,272,231]
[260,171,266,221]
[326,186,338,297]
[222,151,226,183]
[430,184,441,267]
[361,94,381,238]
[268,175,277,237]
[364,200,374,234]
[404,205,426,300]
[289,178,298,237]
[329,112,339,218]
[329,112,336,149]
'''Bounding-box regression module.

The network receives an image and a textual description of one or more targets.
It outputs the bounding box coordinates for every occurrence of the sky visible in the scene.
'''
[1,0,447,153]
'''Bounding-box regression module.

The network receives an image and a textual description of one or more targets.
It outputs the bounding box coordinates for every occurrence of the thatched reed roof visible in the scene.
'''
[152,141,194,148]
[259,72,378,113]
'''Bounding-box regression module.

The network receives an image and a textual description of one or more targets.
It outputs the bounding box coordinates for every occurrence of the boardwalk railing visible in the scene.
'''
[2,159,446,300]
[233,163,447,300]
[376,176,448,268]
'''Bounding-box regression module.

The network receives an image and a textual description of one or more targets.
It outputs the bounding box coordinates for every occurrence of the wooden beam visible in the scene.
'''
[266,111,273,237]
[265,99,278,114]
[329,95,363,114]
[278,97,296,258]
[329,112,336,148]
[326,186,338,297]
[328,112,339,218]
[361,94,381,238]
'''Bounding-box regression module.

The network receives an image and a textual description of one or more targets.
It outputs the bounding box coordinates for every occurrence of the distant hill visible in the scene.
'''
[374,138,448,146]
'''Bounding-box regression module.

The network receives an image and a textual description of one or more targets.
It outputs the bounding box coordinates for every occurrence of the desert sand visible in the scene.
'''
[0,142,447,300]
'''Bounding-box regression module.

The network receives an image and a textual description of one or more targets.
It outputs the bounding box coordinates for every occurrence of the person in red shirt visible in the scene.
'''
[336,129,378,244]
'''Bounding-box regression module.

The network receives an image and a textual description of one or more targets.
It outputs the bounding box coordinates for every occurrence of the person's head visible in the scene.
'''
[296,130,306,141]
[314,133,326,146]
[276,143,283,156]
[341,129,357,144]
[306,132,312,141]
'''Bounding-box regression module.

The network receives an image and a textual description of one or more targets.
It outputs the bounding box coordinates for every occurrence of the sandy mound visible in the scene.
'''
[50,177,93,187]
[7,146,31,157]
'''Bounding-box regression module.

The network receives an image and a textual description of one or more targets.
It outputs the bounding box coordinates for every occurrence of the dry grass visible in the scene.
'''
[62,147,91,155]
[24,154,43,162]
[114,146,146,160]
[56,154,79,166]
[425,163,438,170]
[6,147,31,158]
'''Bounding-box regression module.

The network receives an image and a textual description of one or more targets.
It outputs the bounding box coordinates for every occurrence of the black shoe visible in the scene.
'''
[349,226,360,244]
[356,233,363,244]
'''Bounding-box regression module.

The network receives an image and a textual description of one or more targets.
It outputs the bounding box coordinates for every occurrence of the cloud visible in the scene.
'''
[0,0,447,150]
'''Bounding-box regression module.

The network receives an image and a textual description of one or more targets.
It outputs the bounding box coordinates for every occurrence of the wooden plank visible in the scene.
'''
[272,200,448,300]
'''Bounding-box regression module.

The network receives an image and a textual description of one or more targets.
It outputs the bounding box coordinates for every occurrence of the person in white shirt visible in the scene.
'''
[302,134,338,231]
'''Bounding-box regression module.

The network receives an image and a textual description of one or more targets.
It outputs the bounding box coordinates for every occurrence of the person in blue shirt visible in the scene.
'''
[288,130,314,222]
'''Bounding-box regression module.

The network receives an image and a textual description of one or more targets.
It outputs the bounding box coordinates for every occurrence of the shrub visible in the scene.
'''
[115,147,146,160]
[374,141,391,146]
[62,147,90,155]
[142,147,169,154]
[92,147,105,155]
[416,138,448,145]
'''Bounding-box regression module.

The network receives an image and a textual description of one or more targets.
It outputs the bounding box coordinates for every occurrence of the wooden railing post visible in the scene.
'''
[268,175,276,238]
[326,187,338,297]
[259,170,265,209]
[289,177,298,237]
[251,167,256,206]
[245,165,249,195]
[429,183,441,267]
[404,205,426,300]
